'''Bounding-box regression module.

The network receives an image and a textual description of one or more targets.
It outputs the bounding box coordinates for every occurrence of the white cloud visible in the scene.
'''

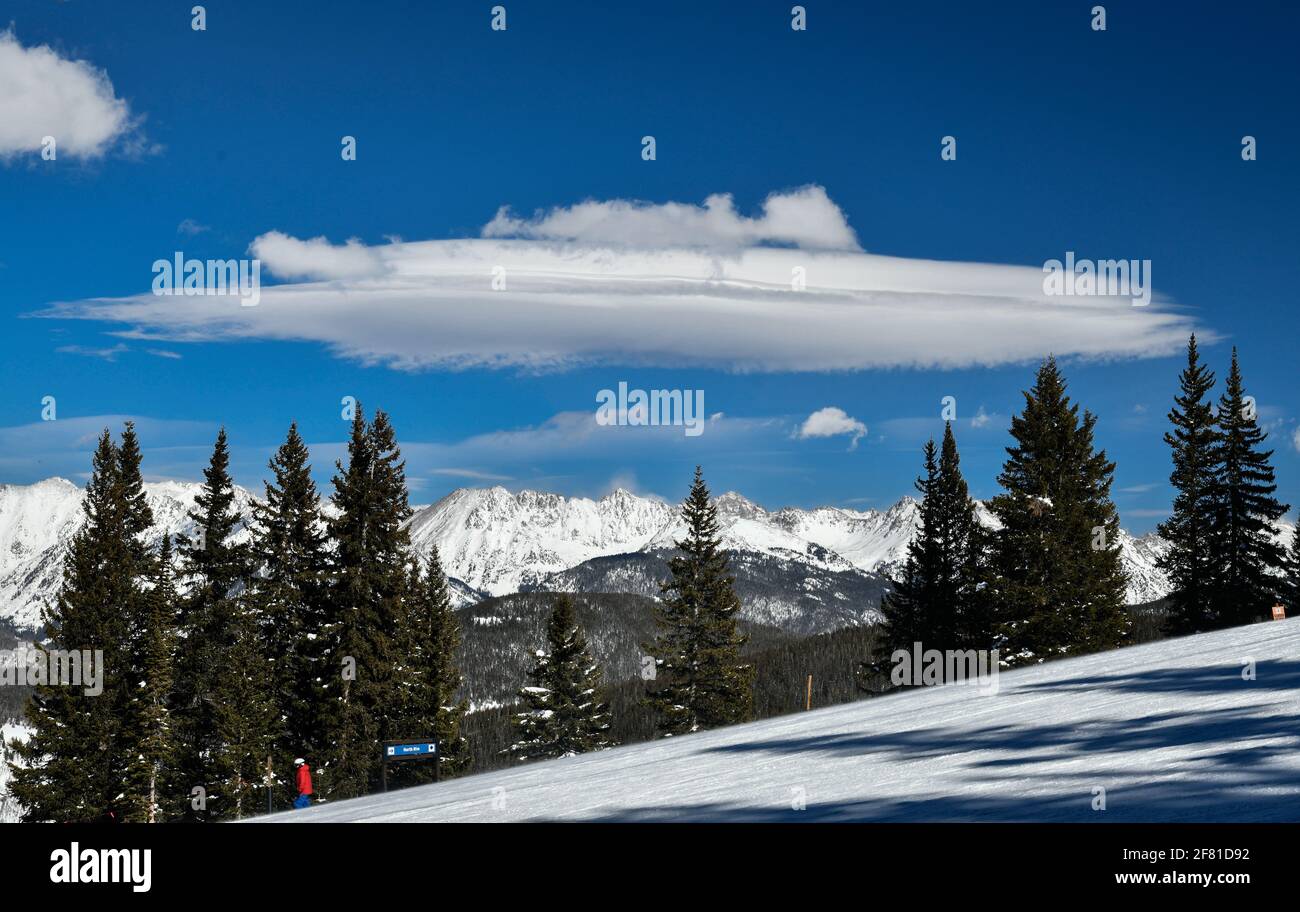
[250,231,387,281]
[429,467,513,481]
[483,186,860,251]
[45,188,1207,373]
[796,407,867,450]
[0,29,134,159]
[55,343,129,361]
[1293,425,1300,454]
[177,219,209,236]
[970,406,992,428]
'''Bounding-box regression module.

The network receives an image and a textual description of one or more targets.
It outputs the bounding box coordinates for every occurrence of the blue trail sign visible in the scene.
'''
[381,739,440,791]
[387,741,437,758]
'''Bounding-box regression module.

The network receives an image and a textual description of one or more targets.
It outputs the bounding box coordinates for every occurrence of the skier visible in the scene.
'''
[293,758,314,810]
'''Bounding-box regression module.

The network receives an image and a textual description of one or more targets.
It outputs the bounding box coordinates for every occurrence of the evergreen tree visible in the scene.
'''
[646,467,753,735]
[8,430,138,821]
[990,358,1130,665]
[207,599,274,820]
[1284,522,1300,617]
[321,407,414,799]
[117,421,155,558]
[399,546,469,780]
[868,424,993,687]
[1207,348,1290,625]
[875,439,943,672]
[123,534,177,823]
[935,423,995,649]
[172,428,262,820]
[510,594,613,761]
[1157,335,1222,633]
[110,419,163,818]
[249,422,329,795]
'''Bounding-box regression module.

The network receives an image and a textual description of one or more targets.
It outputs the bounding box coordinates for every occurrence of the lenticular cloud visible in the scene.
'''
[42,187,1208,373]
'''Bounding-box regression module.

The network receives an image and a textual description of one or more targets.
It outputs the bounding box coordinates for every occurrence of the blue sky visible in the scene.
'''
[1,0,1297,532]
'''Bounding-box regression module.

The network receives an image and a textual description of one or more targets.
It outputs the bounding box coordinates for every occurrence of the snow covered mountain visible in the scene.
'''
[407,486,1189,615]
[255,616,1300,822]
[0,477,256,632]
[3,476,1271,635]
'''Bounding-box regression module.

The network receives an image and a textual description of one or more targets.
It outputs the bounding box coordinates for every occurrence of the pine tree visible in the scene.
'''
[646,467,753,735]
[398,546,469,780]
[875,439,943,672]
[510,594,613,761]
[249,422,329,794]
[1207,348,1290,626]
[172,428,262,821]
[868,424,993,687]
[207,599,274,820]
[320,407,414,799]
[123,534,177,823]
[9,429,142,820]
[990,358,1130,665]
[935,423,995,649]
[1284,523,1300,617]
[1157,335,1222,633]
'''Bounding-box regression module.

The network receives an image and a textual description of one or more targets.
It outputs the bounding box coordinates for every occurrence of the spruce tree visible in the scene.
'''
[208,599,274,820]
[399,546,469,780]
[321,407,414,798]
[173,428,262,820]
[249,422,329,792]
[869,424,992,687]
[1284,523,1300,617]
[990,358,1130,665]
[1157,335,1222,633]
[935,423,995,649]
[8,430,137,821]
[510,594,613,761]
[1207,348,1290,626]
[875,439,943,674]
[111,420,163,817]
[123,534,177,823]
[646,467,753,735]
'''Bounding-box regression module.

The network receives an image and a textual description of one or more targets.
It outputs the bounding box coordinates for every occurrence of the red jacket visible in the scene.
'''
[296,764,313,796]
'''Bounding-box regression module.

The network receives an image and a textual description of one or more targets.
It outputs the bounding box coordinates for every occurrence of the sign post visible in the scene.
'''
[381,739,440,792]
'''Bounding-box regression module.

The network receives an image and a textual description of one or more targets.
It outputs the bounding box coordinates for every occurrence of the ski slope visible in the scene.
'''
[257,619,1300,822]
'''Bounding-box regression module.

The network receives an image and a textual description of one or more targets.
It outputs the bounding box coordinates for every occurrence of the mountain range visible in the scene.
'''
[0,476,1215,637]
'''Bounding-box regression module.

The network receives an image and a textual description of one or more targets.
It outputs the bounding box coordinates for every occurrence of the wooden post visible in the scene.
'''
[805,674,812,711]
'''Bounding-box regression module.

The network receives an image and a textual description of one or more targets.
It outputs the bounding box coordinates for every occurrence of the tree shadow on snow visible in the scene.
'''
[579,663,1300,822]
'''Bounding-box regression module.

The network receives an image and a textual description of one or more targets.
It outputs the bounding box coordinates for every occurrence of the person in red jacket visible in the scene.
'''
[293,758,313,809]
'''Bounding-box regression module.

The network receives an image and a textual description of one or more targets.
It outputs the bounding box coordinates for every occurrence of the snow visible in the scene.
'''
[3,475,1292,633]
[253,618,1300,822]
[0,478,256,631]
[0,721,31,823]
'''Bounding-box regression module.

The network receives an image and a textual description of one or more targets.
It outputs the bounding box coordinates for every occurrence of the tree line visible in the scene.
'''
[868,343,1298,687]
[5,412,757,819]
[8,341,1297,816]
[8,409,468,821]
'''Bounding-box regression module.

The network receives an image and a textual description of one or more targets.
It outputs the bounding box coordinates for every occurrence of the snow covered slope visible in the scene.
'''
[257,618,1300,823]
